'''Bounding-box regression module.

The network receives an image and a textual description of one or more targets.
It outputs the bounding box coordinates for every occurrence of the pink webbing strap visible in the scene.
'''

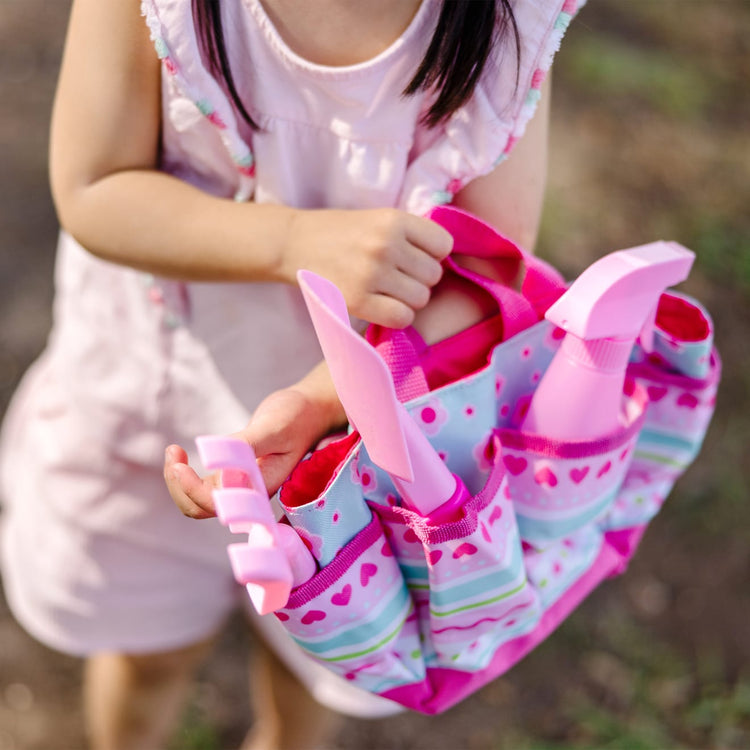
[370,206,567,402]
[427,205,567,316]
[522,260,568,319]
[365,326,431,401]
[442,257,538,341]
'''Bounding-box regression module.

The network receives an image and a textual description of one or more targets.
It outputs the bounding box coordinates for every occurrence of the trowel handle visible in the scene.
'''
[394,405,460,516]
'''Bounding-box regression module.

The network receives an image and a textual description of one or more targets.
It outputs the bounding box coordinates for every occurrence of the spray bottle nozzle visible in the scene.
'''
[545,241,695,342]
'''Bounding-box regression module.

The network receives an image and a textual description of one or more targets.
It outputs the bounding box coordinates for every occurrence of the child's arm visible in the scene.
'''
[454,74,552,255]
[51,0,452,328]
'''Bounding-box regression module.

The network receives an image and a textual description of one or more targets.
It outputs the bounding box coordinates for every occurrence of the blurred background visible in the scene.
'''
[1,1,748,748]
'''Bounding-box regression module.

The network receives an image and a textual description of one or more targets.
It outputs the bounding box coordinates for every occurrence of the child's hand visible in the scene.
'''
[165,363,346,518]
[283,208,453,328]
[238,386,339,495]
[164,444,219,519]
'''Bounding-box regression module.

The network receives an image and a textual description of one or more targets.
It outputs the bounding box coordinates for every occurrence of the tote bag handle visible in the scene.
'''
[428,205,567,329]
[368,206,567,401]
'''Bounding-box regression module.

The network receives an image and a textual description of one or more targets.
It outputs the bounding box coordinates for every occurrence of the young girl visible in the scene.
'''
[0,0,583,747]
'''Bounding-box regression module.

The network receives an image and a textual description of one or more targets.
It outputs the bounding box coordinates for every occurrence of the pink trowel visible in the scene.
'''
[298,270,468,520]
[196,436,316,614]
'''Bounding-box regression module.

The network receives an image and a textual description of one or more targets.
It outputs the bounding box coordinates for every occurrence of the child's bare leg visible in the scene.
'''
[83,637,214,750]
[243,640,343,750]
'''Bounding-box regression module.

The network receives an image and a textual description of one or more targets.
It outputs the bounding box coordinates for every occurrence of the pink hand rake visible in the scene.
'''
[196,436,316,614]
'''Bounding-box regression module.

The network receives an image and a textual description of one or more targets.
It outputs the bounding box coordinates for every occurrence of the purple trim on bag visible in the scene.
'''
[284,515,383,609]
[627,349,722,389]
[498,387,647,459]
[372,442,507,546]
[380,524,647,714]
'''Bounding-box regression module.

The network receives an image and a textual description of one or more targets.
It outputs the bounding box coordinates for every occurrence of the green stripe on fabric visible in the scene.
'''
[633,450,686,468]
[321,617,407,663]
[294,584,411,655]
[429,541,524,606]
[430,580,528,617]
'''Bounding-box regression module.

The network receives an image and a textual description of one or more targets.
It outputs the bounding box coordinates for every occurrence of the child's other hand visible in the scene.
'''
[239,386,335,496]
[284,208,453,328]
[165,379,342,519]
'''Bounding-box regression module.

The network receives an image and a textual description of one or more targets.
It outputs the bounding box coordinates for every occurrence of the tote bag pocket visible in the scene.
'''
[605,348,721,533]
[375,435,540,671]
[274,513,425,696]
[497,384,647,548]
[279,432,377,567]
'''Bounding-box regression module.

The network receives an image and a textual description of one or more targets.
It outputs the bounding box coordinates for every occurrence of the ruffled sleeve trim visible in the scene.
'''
[399,0,586,216]
[141,0,256,201]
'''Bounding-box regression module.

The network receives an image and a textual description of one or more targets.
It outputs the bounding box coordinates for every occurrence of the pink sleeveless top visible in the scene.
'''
[147,0,580,212]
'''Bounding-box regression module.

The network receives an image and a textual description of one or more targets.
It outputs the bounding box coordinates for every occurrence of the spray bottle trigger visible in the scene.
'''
[639,302,658,353]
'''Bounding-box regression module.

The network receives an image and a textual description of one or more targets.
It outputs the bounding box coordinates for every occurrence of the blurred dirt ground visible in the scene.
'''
[1,1,749,749]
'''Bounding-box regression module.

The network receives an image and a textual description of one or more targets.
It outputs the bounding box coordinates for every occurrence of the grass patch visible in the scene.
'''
[688,214,750,294]
[686,679,750,747]
[169,705,222,750]
[562,34,712,120]
[566,702,677,749]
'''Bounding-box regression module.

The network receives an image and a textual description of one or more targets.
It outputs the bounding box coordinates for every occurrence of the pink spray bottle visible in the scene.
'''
[522,242,695,440]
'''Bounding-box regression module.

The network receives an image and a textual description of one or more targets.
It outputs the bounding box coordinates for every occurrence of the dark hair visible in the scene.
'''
[404,0,519,128]
[191,0,519,130]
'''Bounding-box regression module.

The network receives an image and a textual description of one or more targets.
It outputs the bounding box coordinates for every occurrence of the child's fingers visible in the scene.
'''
[165,443,189,466]
[236,389,308,455]
[164,444,217,519]
[235,422,300,495]
[359,293,416,328]
[378,268,431,311]
[405,214,454,260]
[167,463,217,519]
[255,454,296,497]
[397,241,445,289]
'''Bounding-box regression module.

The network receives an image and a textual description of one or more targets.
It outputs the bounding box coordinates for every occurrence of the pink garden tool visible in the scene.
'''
[298,270,468,521]
[196,436,316,614]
